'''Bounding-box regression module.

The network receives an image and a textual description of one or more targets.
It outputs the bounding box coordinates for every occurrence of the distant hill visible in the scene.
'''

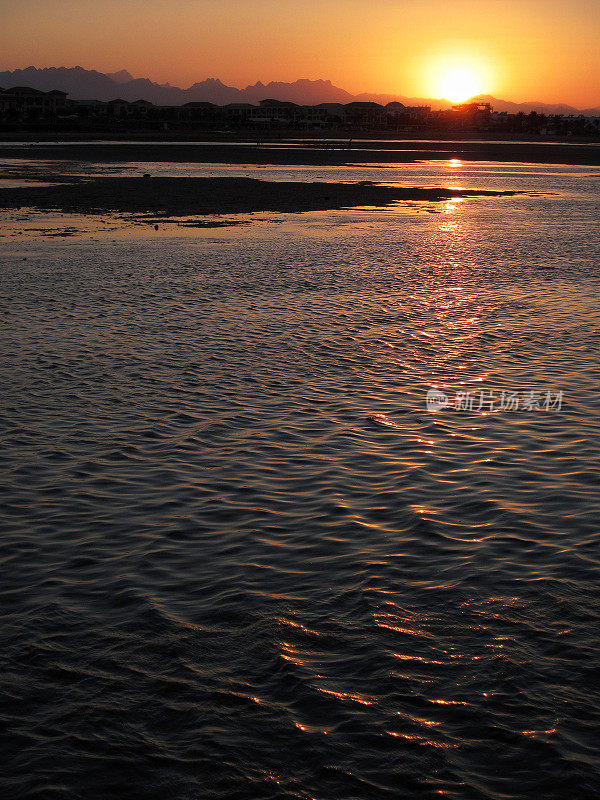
[0,68,358,105]
[107,70,134,84]
[0,66,597,115]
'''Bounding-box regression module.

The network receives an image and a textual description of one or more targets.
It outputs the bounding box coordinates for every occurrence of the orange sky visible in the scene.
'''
[2,0,599,107]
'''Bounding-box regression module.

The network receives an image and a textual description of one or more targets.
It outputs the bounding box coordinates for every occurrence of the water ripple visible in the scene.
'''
[1,164,599,798]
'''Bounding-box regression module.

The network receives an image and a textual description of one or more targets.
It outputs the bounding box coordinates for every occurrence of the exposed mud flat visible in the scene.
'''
[0,175,522,217]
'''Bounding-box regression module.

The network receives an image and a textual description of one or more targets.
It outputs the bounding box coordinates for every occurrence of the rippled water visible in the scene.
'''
[1,160,600,799]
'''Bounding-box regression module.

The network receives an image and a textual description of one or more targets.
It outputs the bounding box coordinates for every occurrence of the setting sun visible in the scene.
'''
[418,50,496,104]
[439,69,482,103]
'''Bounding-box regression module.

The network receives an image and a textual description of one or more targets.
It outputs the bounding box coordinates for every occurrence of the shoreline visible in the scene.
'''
[0,140,599,166]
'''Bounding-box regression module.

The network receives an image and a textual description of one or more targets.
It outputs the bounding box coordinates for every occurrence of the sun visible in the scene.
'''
[439,69,482,104]
[418,50,495,104]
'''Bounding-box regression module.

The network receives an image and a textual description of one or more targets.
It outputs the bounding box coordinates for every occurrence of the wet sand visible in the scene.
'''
[0,176,521,217]
[0,140,599,165]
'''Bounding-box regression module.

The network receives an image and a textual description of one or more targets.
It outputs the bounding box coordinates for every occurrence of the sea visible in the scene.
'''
[1,151,599,799]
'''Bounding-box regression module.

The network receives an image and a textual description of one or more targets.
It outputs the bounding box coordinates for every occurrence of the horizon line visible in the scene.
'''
[1,64,599,110]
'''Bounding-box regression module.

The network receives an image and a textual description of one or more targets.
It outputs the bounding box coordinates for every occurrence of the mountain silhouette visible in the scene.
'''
[107,70,135,84]
[1,66,598,115]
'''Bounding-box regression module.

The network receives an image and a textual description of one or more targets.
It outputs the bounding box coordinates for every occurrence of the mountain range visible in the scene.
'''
[1,66,599,116]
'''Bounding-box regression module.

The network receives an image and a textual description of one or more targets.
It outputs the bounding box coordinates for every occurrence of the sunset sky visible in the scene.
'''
[2,0,599,106]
